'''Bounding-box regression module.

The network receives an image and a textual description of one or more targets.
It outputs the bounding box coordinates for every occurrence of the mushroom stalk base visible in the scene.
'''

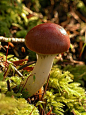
[22,54,55,96]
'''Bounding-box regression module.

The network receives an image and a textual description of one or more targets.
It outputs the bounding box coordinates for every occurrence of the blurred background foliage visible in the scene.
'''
[0,0,86,38]
[0,0,86,115]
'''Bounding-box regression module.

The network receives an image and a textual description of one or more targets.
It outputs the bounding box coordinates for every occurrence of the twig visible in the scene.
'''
[42,74,50,99]
[0,36,25,43]
[76,11,86,23]
[7,80,11,91]
[23,6,43,19]
[7,60,24,78]
[20,74,32,93]
[29,106,36,115]
[5,42,9,68]
[18,61,36,70]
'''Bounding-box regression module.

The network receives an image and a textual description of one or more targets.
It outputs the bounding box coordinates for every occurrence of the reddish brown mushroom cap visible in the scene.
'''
[25,23,70,54]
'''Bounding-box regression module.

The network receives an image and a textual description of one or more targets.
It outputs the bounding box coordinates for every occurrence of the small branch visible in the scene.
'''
[29,106,36,115]
[7,80,11,91]
[7,60,24,78]
[18,61,36,70]
[23,6,43,19]
[42,74,50,99]
[0,36,25,43]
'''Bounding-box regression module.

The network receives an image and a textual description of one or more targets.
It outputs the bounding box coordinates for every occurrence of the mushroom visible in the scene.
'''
[22,23,70,96]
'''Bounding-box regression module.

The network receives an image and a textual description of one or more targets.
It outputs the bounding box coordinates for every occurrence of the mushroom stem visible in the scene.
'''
[22,54,55,96]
